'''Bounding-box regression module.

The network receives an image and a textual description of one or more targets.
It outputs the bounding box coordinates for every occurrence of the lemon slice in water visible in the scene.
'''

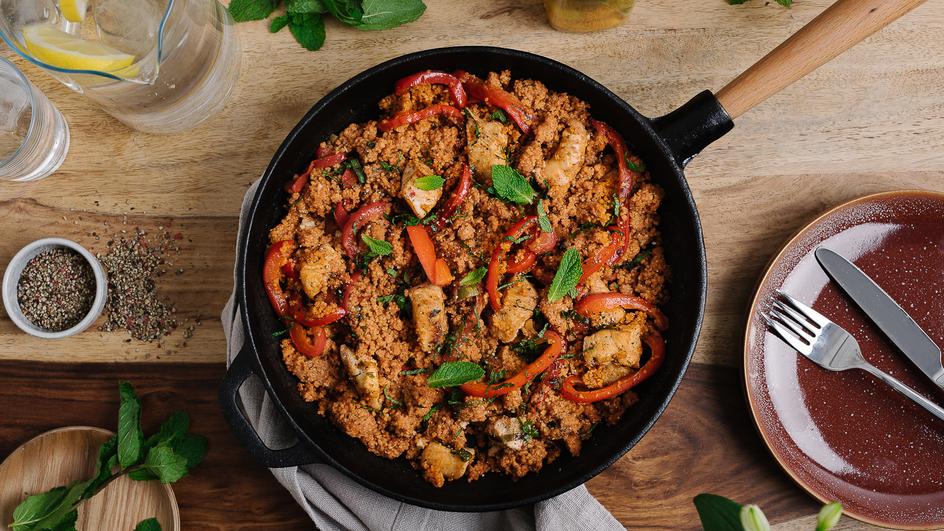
[23,24,136,74]
[59,0,88,22]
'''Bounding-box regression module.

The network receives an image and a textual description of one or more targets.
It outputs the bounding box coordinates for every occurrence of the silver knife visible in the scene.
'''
[815,247,944,389]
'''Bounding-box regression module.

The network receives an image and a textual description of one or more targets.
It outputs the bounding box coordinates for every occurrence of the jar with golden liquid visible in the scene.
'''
[544,0,636,32]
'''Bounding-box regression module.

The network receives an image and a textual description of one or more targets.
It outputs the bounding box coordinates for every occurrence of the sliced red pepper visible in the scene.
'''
[395,70,467,108]
[263,240,294,316]
[341,200,391,259]
[574,292,668,331]
[455,71,536,135]
[341,271,362,311]
[406,225,453,286]
[461,330,564,398]
[316,145,332,158]
[505,251,537,274]
[577,228,624,286]
[378,103,464,132]
[291,302,346,327]
[527,229,558,255]
[290,323,329,358]
[311,152,347,169]
[280,259,297,278]
[334,202,350,227]
[486,244,506,311]
[592,119,637,203]
[286,170,310,194]
[434,258,454,284]
[430,164,472,231]
[561,331,665,403]
[340,168,357,188]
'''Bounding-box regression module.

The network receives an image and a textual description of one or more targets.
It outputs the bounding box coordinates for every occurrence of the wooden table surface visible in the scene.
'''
[2,0,943,528]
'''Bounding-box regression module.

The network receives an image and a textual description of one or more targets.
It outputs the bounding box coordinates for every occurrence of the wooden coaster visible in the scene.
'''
[0,426,179,531]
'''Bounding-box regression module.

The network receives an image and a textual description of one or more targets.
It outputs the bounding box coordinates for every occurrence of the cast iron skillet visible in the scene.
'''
[219,0,923,512]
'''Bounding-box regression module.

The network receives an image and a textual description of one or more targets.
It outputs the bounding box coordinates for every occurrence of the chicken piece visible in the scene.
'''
[466,109,509,181]
[543,120,588,189]
[298,244,346,300]
[420,441,474,487]
[407,283,447,352]
[401,160,442,219]
[581,312,647,388]
[338,345,381,409]
[587,275,625,327]
[490,278,538,343]
[489,416,524,451]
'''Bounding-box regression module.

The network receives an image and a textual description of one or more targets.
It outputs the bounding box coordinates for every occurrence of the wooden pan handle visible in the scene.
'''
[716,0,927,119]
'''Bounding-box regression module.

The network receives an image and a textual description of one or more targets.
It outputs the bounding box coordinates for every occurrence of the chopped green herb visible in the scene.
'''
[511,337,545,361]
[519,419,539,442]
[400,368,428,376]
[625,156,646,172]
[427,361,484,388]
[361,233,393,257]
[547,248,582,302]
[383,385,402,409]
[487,369,507,384]
[414,175,444,191]
[452,448,473,462]
[612,195,621,223]
[537,199,552,233]
[377,293,409,313]
[345,157,366,184]
[621,248,652,270]
[505,233,530,244]
[491,165,535,205]
[379,161,397,172]
[460,266,488,286]
[490,109,509,124]
[366,140,376,148]
[272,328,289,338]
[446,388,465,407]
[386,267,399,277]
[463,108,480,140]
[561,308,592,326]
[421,405,440,422]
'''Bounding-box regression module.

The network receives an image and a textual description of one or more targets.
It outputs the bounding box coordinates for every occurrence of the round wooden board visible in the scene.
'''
[0,426,180,531]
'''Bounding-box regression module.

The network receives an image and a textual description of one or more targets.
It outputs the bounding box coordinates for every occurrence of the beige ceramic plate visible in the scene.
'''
[0,426,180,531]
[744,190,944,529]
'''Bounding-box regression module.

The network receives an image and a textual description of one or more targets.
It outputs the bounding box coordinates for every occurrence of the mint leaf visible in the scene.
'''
[228,0,276,22]
[29,481,88,531]
[491,165,535,205]
[322,0,363,25]
[134,517,162,531]
[547,248,582,302]
[460,267,488,286]
[427,361,485,388]
[49,509,78,531]
[117,381,144,469]
[537,199,552,233]
[490,109,508,124]
[11,487,69,530]
[140,446,188,484]
[356,0,426,30]
[144,411,189,450]
[414,175,444,191]
[269,15,289,32]
[288,12,326,51]
[361,233,393,256]
[83,436,118,499]
[287,0,326,13]
[693,493,743,531]
[776,0,792,6]
[173,434,209,470]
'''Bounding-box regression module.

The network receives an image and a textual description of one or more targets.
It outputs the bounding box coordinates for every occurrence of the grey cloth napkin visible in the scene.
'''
[222,179,625,531]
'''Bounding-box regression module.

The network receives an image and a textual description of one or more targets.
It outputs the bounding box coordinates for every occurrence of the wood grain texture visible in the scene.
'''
[0,427,179,531]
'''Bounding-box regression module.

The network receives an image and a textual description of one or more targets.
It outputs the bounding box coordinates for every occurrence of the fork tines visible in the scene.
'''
[763,291,827,355]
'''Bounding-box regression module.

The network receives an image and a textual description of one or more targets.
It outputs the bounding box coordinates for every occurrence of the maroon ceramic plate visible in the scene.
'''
[744,190,944,529]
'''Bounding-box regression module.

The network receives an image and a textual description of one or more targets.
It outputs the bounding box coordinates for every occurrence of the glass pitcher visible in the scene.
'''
[0,0,240,133]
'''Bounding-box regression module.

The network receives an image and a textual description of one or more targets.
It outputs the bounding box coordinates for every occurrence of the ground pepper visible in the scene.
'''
[17,248,96,331]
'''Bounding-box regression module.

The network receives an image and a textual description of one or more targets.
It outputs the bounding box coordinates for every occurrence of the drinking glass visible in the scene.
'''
[0,56,69,182]
[0,0,240,134]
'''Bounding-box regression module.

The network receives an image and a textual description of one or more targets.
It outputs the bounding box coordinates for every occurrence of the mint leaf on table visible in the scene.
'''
[117,381,144,469]
[547,247,582,302]
[357,0,426,30]
[322,0,364,25]
[172,433,209,469]
[134,517,162,531]
[414,175,444,191]
[83,435,118,499]
[693,493,743,531]
[228,0,277,22]
[48,509,78,531]
[287,0,327,13]
[140,446,189,484]
[491,165,535,205]
[288,12,327,51]
[143,411,190,450]
[460,267,488,287]
[269,14,290,32]
[427,361,485,388]
[11,487,69,530]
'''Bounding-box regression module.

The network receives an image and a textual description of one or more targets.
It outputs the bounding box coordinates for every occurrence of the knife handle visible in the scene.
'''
[861,363,944,423]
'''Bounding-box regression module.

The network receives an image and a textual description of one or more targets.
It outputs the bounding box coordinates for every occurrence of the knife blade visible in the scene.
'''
[815,247,944,389]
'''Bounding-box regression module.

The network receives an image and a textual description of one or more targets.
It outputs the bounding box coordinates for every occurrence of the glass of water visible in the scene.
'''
[0,56,69,182]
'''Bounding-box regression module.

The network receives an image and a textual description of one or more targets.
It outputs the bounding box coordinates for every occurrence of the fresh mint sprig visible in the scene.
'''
[693,493,842,531]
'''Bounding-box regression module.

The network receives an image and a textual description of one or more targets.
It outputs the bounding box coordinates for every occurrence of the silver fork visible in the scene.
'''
[765,290,944,423]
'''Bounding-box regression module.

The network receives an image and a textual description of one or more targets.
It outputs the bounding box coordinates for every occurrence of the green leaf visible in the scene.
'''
[459,267,488,286]
[693,493,743,531]
[173,434,209,470]
[519,419,539,442]
[134,517,162,531]
[491,165,535,205]
[361,233,393,256]
[427,361,485,388]
[816,502,843,531]
[11,487,69,530]
[286,0,327,13]
[269,14,290,32]
[490,109,508,124]
[117,381,144,469]
[537,199,552,233]
[30,481,88,531]
[776,0,792,6]
[83,436,118,499]
[128,469,159,481]
[139,446,188,484]
[547,248,582,302]
[345,157,367,184]
[356,0,426,30]
[48,510,78,531]
[288,12,327,51]
[414,175,444,191]
[322,0,363,25]
[144,411,189,450]
[740,504,770,531]
[228,0,276,22]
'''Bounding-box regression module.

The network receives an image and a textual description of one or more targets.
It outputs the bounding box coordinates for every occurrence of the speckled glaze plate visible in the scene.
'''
[744,190,944,529]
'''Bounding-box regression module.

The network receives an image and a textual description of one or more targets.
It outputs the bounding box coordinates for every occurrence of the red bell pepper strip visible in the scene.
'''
[378,104,464,132]
[341,271,362,311]
[280,259,297,278]
[406,225,453,286]
[286,170,310,194]
[430,164,472,230]
[591,119,636,203]
[505,251,537,274]
[285,152,349,194]
[311,152,347,169]
[395,70,468,108]
[316,145,332,158]
[455,71,536,135]
[561,331,665,403]
[340,168,357,188]
[291,303,346,327]
[577,229,624,286]
[460,330,564,398]
[434,258,454,284]
[290,323,329,358]
[263,240,294,316]
[486,244,506,311]
[574,292,669,331]
[341,201,391,259]
[334,202,350,227]
[527,229,558,255]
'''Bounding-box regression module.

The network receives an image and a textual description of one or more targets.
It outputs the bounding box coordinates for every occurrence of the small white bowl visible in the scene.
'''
[2,238,108,339]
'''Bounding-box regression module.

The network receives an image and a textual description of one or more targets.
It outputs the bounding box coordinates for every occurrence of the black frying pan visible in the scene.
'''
[219,0,922,511]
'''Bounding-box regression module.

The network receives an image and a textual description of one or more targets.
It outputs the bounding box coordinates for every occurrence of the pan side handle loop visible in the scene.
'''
[220,345,323,468]
[651,90,733,167]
